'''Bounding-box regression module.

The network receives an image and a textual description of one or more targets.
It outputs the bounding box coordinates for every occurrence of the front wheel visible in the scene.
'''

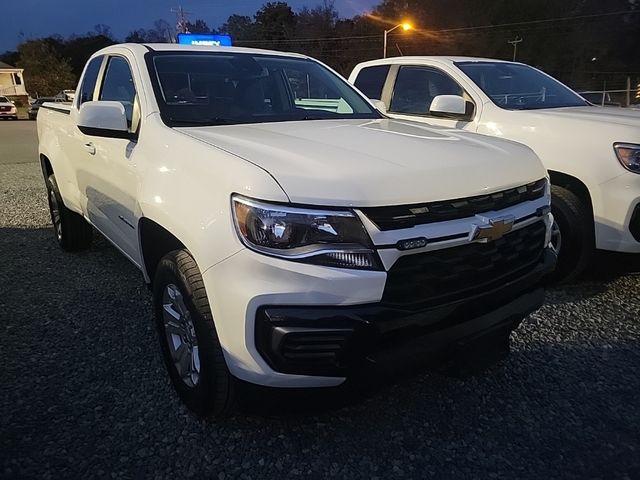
[153,250,235,418]
[548,185,594,283]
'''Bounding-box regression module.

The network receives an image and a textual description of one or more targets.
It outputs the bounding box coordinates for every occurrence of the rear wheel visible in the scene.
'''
[46,174,93,251]
[153,250,235,418]
[549,185,594,283]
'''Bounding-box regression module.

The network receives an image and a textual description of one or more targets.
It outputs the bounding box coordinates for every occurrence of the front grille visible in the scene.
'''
[0,106,10,112]
[361,178,546,231]
[382,220,547,308]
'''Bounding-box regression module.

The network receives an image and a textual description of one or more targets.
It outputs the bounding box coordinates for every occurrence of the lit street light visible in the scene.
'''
[384,22,412,58]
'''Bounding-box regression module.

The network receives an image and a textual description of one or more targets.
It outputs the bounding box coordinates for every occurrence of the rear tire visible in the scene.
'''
[153,249,235,418]
[549,185,594,283]
[46,174,93,251]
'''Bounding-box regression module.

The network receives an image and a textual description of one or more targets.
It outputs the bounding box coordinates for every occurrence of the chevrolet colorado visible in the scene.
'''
[38,44,555,417]
[350,57,640,281]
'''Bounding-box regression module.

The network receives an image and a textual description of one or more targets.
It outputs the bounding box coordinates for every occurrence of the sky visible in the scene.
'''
[1,0,378,52]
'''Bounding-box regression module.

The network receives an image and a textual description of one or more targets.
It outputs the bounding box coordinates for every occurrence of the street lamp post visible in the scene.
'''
[384,22,412,59]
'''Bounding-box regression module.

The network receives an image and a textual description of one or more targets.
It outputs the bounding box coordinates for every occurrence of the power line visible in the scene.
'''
[232,9,640,44]
[507,36,523,61]
[434,9,640,33]
[171,5,192,34]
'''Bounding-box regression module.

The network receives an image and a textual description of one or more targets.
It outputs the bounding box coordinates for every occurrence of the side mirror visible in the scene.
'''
[78,101,132,139]
[370,99,387,114]
[429,95,470,120]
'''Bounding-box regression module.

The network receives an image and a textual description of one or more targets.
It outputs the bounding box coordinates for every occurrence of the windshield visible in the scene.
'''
[455,61,588,110]
[0,96,9,103]
[150,52,380,126]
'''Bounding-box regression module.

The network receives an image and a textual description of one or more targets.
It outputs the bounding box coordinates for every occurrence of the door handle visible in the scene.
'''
[83,142,96,155]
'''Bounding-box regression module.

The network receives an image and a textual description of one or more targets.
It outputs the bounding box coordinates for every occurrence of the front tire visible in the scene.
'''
[153,250,235,418]
[549,185,594,283]
[46,174,93,251]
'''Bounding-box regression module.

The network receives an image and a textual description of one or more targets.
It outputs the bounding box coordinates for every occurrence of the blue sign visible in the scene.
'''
[177,34,232,47]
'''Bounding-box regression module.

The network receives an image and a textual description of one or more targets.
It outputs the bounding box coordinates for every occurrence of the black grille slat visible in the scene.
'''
[382,221,547,308]
[280,331,351,364]
[362,178,546,231]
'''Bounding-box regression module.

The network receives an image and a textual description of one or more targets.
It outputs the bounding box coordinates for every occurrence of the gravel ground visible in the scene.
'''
[1,159,640,480]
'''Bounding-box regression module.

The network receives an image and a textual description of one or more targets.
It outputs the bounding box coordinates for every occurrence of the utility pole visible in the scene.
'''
[508,36,523,62]
[172,6,191,35]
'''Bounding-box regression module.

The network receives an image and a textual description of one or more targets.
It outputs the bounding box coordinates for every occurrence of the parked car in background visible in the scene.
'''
[55,90,75,102]
[350,57,640,281]
[0,95,18,120]
[28,97,64,120]
[38,43,555,417]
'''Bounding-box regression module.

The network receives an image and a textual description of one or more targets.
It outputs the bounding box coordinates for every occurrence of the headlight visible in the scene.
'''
[614,143,640,173]
[232,195,382,270]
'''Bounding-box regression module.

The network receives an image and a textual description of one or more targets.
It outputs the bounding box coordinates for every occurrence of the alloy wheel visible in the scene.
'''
[162,284,201,388]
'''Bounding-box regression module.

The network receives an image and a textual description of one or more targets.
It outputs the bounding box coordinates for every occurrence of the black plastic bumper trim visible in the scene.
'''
[256,248,556,377]
[630,203,640,242]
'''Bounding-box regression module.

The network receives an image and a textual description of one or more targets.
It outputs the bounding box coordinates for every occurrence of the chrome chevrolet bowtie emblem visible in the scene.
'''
[470,215,515,243]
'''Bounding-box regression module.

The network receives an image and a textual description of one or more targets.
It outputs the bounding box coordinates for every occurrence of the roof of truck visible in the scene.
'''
[95,43,311,60]
[355,56,520,67]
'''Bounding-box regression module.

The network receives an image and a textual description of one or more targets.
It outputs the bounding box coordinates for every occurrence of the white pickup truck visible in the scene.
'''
[350,57,640,281]
[38,44,555,417]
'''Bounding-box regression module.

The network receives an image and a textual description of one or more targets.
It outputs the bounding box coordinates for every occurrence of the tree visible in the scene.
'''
[17,40,76,97]
[295,1,340,61]
[220,15,256,40]
[61,34,115,78]
[93,24,113,39]
[126,19,174,43]
[254,2,297,45]
[185,19,212,34]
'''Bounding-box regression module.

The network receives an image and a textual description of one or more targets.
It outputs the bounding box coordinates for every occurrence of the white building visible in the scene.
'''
[0,61,28,100]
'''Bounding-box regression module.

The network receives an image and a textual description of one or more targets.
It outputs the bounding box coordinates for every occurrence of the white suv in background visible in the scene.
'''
[0,95,18,120]
[350,57,640,281]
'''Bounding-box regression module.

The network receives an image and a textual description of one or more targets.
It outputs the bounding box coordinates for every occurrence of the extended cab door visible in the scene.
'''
[76,54,142,265]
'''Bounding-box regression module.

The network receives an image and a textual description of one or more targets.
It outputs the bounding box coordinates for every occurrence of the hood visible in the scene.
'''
[179,119,546,206]
[523,105,640,128]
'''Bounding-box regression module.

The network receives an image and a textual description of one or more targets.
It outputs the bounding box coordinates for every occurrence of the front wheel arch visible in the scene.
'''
[548,170,594,217]
[138,217,186,284]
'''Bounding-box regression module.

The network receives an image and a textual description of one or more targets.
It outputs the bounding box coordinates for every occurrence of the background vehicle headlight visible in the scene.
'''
[232,195,382,270]
[614,143,640,173]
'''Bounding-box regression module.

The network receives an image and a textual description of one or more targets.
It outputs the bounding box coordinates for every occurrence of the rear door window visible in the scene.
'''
[353,65,390,100]
[99,56,137,126]
[78,56,104,106]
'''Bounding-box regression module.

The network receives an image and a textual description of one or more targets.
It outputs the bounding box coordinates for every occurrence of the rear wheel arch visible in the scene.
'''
[40,154,53,179]
[138,218,187,284]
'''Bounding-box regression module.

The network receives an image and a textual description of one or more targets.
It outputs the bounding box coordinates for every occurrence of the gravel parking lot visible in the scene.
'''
[1,122,640,479]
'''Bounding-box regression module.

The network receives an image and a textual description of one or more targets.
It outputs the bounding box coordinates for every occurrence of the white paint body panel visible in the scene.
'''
[350,56,640,253]
[38,45,550,388]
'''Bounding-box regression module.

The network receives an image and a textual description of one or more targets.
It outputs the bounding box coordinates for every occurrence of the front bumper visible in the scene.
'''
[256,249,555,377]
[595,172,640,252]
[203,244,556,387]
